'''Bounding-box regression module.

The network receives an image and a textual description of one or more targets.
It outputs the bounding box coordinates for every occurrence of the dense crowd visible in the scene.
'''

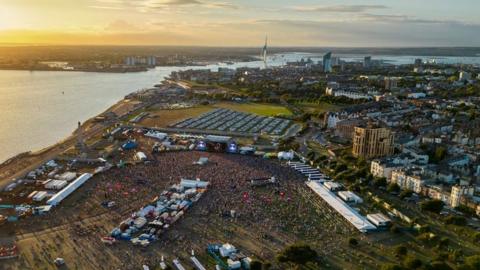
[12,150,359,269]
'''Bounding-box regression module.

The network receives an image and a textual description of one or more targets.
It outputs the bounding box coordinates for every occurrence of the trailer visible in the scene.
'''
[33,191,48,202]
[191,256,207,270]
[308,177,326,182]
[248,177,277,187]
[100,236,116,245]
[293,165,310,169]
[173,259,186,270]
[299,169,319,174]
[45,179,68,190]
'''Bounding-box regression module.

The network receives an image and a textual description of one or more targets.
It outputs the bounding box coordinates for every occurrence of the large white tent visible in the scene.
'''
[47,173,93,206]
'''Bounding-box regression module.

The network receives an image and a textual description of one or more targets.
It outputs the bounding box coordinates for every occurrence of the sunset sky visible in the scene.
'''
[1,0,480,46]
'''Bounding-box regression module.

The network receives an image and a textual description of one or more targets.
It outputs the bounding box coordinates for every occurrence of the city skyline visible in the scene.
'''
[1,0,480,46]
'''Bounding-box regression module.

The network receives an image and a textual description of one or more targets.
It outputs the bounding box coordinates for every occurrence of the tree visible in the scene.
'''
[399,190,413,199]
[455,205,475,215]
[381,264,404,270]
[390,225,400,234]
[432,146,447,163]
[444,215,467,226]
[463,255,480,270]
[438,237,450,249]
[348,237,359,247]
[424,261,452,270]
[250,260,263,270]
[394,245,408,257]
[416,232,436,244]
[418,225,431,233]
[387,183,401,193]
[473,232,480,243]
[374,177,387,187]
[403,256,422,269]
[277,243,318,265]
[420,199,444,214]
[334,163,348,173]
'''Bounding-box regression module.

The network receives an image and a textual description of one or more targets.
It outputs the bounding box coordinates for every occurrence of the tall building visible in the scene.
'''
[363,56,372,68]
[414,58,423,66]
[352,124,395,159]
[384,77,399,90]
[124,56,135,66]
[323,52,332,73]
[261,36,268,66]
[147,56,157,66]
[331,56,340,66]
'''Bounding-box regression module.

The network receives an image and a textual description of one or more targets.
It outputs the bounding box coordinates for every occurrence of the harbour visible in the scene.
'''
[1,53,479,165]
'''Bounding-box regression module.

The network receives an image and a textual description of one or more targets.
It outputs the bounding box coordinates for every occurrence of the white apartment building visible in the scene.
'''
[391,170,424,193]
[450,185,475,208]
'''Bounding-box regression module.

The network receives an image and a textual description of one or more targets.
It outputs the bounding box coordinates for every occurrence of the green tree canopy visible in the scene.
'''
[277,243,318,265]
[420,199,444,214]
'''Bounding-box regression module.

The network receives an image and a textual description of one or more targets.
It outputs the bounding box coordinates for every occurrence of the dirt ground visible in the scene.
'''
[0,151,388,270]
[140,106,213,128]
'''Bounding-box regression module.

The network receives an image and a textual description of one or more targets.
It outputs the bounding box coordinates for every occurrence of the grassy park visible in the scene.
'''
[215,102,292,117]
[140,102,293,128]
[295,101,345,114]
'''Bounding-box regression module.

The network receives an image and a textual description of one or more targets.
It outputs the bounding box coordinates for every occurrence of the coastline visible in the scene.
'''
[0,96,142,188]
[0,66,149,73]
[0,60,255,74]
[0,57,263,168]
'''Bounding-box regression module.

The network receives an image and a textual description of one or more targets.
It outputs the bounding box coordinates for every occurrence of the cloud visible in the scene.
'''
[104,20,141,32]
[150,0,203,6]
[89,5,125,10]
[145,0,238,9]
[358,13,464,25]
[91,0,238,11]
[294,4,388,13]
[0,28,192,46]
[242,19,480,47]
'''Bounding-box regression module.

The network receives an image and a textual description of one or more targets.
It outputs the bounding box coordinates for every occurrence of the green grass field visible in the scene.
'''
[215,102,292,116]
[296,101,345,113]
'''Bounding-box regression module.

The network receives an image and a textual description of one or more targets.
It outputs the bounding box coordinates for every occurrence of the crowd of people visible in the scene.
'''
[10,150,361,269]
[94,151,357,262]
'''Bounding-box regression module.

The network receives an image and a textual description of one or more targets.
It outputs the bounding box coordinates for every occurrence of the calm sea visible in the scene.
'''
[0,54,479,163]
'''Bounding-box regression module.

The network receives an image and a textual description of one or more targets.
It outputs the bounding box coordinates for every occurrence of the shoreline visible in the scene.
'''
[0,96,142,188]
[0,57,260,166]
[0,59,257,74]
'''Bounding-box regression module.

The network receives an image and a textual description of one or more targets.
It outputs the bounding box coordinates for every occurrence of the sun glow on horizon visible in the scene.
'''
[0,0,480,46]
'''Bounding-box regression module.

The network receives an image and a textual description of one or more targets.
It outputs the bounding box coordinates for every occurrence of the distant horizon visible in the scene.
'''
[1,43,480,49]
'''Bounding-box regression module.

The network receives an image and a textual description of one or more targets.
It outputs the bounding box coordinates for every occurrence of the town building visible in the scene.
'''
[384,77,399,90]
[325,87,372,100]
[335,118,366,140]
[363,56,372,68]
[391,169,424,193]
[323,52,332,73]
[450,185,475,208]
[459,71,471,82]
[352,124,395,159]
